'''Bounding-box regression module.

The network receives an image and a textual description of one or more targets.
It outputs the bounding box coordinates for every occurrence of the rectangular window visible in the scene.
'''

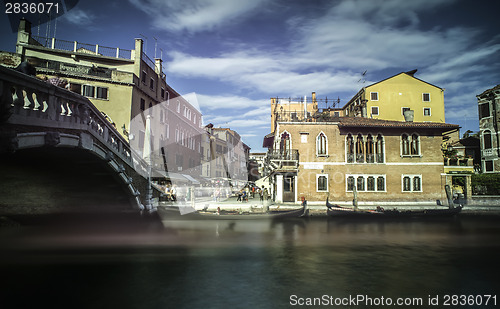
[82,85,95,97]
[485,160,494,172]
[161,87,165,98]
[69,83,81,94]
[402,107,410,116]
[334,111,340,117]
[150,77,154,90]
[96,87,108,100]
[300,132,308,143]
[370,92,378,101]
[479,103,491,119]
[422,93,430,102]
[424,107,431,116]
[140,98,145,111]
[484,131,492,149]
[284,177,293,192]
[371,106,379,116]
[402,175,422,192]
[141,71,147,84]
[317,174,328,192]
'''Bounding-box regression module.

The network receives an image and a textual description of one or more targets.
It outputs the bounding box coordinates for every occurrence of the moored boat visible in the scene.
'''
[326,198,462,219]
[158,203,309,220]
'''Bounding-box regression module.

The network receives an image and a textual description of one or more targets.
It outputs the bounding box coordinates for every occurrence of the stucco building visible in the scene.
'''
[2,18,204,184]
[265,70,461,205]
[267,117,458,205]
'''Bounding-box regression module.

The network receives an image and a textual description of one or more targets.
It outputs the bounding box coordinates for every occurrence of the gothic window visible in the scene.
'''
[401,134,410,156]
[346,134,354,163]
[356,134,364,163]
[411,134,420,155]
[376,134,384,163]
[366,134,374,163]
[317,132,327,156]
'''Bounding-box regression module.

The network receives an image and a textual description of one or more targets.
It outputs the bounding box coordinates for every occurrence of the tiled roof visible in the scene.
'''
[478,84,500,97]
[336,117,460,129]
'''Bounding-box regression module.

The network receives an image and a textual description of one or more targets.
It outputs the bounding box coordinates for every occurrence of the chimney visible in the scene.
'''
[404,110,414,122]
[16,18,32,56]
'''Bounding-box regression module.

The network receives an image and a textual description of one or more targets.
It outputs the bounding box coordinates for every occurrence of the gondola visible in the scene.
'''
[326,198,462,219]
[158,203,309,220]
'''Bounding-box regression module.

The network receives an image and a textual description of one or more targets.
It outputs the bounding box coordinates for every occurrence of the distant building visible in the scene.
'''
[342,70,446,123]
[2,18,203,184]
[477,84,500,173]
[200,124,250,189]
[249,152,266,177]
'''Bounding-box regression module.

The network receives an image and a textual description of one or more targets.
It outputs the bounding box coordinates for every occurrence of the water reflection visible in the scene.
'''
[1,216,499,308]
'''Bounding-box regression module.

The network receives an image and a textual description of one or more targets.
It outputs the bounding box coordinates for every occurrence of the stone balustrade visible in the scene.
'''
[0,65,135,166]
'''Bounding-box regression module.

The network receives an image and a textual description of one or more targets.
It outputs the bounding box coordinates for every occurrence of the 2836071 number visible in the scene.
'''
[443,295,496,306]
[5,2,59,14]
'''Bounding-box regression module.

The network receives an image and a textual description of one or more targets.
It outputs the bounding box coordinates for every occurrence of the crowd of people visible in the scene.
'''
[236,185,269,203]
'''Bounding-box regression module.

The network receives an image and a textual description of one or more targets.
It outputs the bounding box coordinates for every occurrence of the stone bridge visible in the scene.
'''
[0,65,159,217]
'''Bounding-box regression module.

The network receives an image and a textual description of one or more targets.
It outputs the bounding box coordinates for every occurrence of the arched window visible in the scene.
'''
[484,130,492,149]
[356,134,364,163]
[357,176,365,191]
[366,134,374,163]
[346,134,354,163]
[376,134,384,163]
[280,132,291,159]
[403,176,411,191]
[317,132,327,156]
[411,134,420,155]
[413,176,421,191]
[347,176,355,191]
[367,176,375,191]
[401,134,410,156]
[377,176,385,191]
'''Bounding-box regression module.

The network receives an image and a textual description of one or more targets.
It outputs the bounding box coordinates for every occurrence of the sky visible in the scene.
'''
[1,0,499,152]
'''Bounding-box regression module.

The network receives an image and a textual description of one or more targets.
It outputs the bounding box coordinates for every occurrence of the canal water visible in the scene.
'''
[1,214,499,308]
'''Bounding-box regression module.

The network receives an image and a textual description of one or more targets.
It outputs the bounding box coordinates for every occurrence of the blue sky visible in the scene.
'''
[1,0,499,152]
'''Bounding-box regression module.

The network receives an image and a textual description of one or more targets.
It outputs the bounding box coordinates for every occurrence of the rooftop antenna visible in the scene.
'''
[358,70,367,84]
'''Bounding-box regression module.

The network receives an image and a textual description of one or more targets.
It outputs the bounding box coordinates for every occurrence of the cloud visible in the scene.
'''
[61,8,96,26]
[128,0,267,33]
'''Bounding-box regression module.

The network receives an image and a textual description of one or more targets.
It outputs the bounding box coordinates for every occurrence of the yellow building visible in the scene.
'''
[343,70,446,123]
[4,18,203,185]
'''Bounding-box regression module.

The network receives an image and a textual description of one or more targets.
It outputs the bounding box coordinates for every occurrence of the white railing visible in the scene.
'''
[31,35,133,60]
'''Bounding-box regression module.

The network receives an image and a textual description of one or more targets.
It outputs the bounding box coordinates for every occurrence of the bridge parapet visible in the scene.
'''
[0,65,153,212]
[0,65,132,163]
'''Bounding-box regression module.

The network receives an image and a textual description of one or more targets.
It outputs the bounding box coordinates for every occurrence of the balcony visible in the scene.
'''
[266,149,299,171]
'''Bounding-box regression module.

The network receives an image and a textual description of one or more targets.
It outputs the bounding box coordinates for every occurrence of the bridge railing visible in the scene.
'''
[0,65,136,168]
